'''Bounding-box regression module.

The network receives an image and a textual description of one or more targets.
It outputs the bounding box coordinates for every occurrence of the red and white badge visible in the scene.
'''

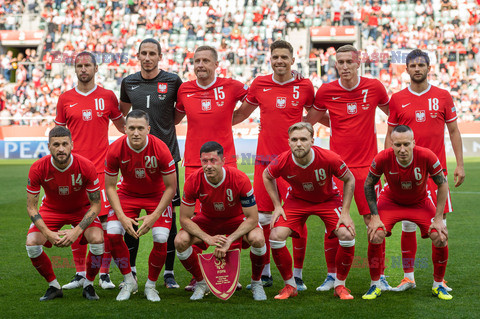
[158,82,168,93]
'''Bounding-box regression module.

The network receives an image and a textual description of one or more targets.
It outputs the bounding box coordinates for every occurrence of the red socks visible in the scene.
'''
[107,233,131,275]
[324,235,339,274]
[292,225,307,270]
[368,242,382,281]
[71,236,87,273]
[85,251,102,281]
[179,248,203,281]
[100,229,112,274]
[432,244,448,282]
[31,251,56,282]
[401,231,417,273]
[271,245,293,281]
[148,242,167,282]
[336,245,355,281]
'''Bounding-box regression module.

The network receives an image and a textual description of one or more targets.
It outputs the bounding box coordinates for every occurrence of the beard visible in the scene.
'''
[52,152,71,165]
[78,74,94,83]
[293,148,309,159]
[410,72,428,83]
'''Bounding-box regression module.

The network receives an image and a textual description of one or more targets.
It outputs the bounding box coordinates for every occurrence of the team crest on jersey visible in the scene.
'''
[158,83,168,93]
[302,182,314,192]
[401,181,412,190]
[201,99,212,111]
[135,168,146,179]
[82,109,92,121]
[347,103,357,114]
[59,186,70,195]
[214,202,225,211]
[415,110,426,122]
[276,97,287,109]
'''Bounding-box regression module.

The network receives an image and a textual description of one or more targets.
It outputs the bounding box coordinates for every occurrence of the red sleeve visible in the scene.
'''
[303,79,315,108]
[426,149,443,177]
[245,79,259,106]
[376,80,390,106]
[387,93,399,126]
[105,143,120,176]
[181,173,198,206]
[175,84,186,113]
[108,91,122,121]
[238,171,254,197]
[54,94,66,125]
[369,151,385,177]
[313,85,327,111]
[233,80,249,102]
[266,155,282,179]
[26,162,42,194]
[443,91,457,123]
[156,141,176,175]
[84,160,100,193]
[331,154,349,179]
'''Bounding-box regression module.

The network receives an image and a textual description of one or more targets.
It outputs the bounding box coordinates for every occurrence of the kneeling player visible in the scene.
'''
[362,125,451,300]
[105,110,177,302]
[264,122,356,300]
[175,141,268,301]
[26,126,104,301]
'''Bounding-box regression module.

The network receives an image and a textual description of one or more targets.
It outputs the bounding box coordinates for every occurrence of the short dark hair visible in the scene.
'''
[75,51,97,67]
[126,109,150,124]
[270,40,294,55]
[195,46,218,61]
[200,141,224,157]
[138,38,162,54]
[49,126,72,141]
[406,49,430,66]
[392,125,413,134]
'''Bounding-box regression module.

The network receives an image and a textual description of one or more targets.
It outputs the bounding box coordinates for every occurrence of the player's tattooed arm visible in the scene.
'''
[364,172,380,215]
[432,172,447,187]
[88,190,101,203]
[78,190,101,230]
[27,193,41,223]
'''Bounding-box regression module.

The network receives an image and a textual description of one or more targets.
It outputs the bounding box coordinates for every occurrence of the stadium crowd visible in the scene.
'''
[0,0,480,126]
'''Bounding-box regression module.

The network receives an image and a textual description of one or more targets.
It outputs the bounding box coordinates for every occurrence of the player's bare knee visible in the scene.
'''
[370,232,385,244]
[269,227,289,242]
[430,232,447,248]
[152,227,169,243]
[26,232,45,246]
[247,228,265,247]
[174,231,190,251]
[336,228,355,241]
[85,227,104,244]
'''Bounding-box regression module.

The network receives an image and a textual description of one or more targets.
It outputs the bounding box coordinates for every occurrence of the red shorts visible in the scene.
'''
[27,205,102,247]
[377,195,436,238]
[427,174,452,214]
[334,166,381,215]
[274,196,343,239]
[97,173,110,217]
[184,162,238,212]
[107,192,173,229]
[254,162,289,212]
[189,213,248,250]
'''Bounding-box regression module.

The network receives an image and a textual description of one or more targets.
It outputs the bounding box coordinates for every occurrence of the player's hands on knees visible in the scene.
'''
[367,215,386,243]
[136,214,157,237]
[119,216,139,239]
[337,214,356,237]
[453,166,465,187]
[429,218,448,242]
[46,231,62,246]
[56,228,81,247]
[271,207,286,229]
[206,234,228,248]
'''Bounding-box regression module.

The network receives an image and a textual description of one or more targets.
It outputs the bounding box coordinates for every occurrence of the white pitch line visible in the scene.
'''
[450,191,480,194]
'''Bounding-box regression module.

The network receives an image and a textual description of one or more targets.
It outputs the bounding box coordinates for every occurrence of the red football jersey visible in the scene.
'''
[105,135,176,197]
[313,77,389,168]
[55,85,122,173]
[246,74,314,160]
[176,77,248,166]
[266,146,349,203]
[370,146,443,205]
[182,166,254,219]
[26,154,100,212]
[387,85,457,172]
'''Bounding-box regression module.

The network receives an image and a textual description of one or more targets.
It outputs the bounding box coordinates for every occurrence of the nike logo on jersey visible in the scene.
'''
[332,97,341,100]
[263,88,272,92]
[69,103,78,108]
[187,93,195,97]
[165,220,172,223]
[388,171,399,175]
[287,175,297,179]
[199,193,208,197]
[44,177,54,182]
[131,85,140,90]
[104,204,110,209]
[402,103,411,108]
[121,160,130,164]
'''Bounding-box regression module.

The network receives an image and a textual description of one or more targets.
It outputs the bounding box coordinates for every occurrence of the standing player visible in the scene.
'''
[119,38,183,289]
[55,51,125,290]
[385,49,464,292]
[26,126,104,301]
[306,45,391,292]
[232,40,315,290]
[174,141,267,301]
[105,110,177,301]
[264,122,356,300]
[362,125,452,300]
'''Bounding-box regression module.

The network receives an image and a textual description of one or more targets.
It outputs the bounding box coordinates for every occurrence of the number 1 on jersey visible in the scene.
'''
[146,95,151,109]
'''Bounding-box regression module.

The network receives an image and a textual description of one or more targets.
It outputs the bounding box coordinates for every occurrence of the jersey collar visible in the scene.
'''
[271,74,295,85]
[75,85,97,96]
[196,76,217,90]
[126,135,149,153]
[204,167,226,188]
[291,148,315,169]
[408,84,431,96]
[51,154,74,172]
[339,76,361,91]
[396,154,413,168]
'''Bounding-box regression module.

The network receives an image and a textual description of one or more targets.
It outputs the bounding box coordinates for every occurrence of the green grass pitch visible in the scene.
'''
[0,158,479,318]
